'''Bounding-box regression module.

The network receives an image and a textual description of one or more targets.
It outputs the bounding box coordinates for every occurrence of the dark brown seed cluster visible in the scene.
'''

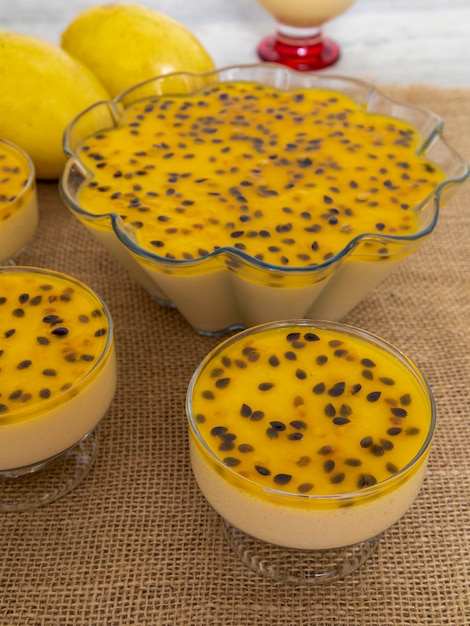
[192,326,429,497]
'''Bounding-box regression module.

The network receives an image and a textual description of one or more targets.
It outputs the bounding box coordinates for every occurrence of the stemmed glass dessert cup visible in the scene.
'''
[186,319,436,584]
[254,0,356,70]
[0,139,38,265]
[60,64,469,336]
[0,266,117,512]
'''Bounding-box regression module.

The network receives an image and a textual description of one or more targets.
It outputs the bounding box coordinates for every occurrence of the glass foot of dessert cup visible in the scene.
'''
[0,428,99,513]
[224,520,378,584]
[257,28,341,71]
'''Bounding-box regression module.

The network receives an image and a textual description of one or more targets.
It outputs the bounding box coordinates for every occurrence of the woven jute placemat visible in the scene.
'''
[1,84,469,626]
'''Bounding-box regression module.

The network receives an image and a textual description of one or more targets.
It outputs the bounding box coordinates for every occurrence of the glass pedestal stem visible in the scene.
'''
[257,23,341,71]
[224,520,379,584]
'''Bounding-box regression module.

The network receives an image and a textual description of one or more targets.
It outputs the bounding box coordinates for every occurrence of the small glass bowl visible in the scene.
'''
[186,319,435,583]
[60,64,469,335]
[0,139,38,265]
[0,266,117,511]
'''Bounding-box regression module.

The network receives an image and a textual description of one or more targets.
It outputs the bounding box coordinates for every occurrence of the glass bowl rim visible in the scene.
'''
[60,63,470,275]
[186,318,436,503]
[0,265,115,422]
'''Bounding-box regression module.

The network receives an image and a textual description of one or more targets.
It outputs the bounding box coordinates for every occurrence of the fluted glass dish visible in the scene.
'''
[60,64,469,335]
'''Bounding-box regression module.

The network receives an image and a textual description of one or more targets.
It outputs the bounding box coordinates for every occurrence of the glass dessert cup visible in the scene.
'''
[254,0,356,70]
[0,139,38,265]
[59,64,470,336]
[186,319,436,584]
[0,429,100,513]
[0,266,117,512]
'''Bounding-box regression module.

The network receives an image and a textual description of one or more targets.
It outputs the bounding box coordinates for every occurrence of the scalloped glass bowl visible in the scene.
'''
[60,64,469,335]
[0,139,38,264]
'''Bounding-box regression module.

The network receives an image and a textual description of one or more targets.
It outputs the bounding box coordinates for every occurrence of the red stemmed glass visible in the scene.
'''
[255,0,356,71]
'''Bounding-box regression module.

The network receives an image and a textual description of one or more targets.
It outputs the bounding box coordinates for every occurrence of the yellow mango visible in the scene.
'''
[0,30,110,179]
[61,3,215,98]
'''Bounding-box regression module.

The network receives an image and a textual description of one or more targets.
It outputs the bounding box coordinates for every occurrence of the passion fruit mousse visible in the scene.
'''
[0,266,116,471]
[186,320,435,550]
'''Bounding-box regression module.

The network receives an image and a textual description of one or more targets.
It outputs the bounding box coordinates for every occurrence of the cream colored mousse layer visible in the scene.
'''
[0,141,38,263]
[0,268,116,470]
[187,321,434,550]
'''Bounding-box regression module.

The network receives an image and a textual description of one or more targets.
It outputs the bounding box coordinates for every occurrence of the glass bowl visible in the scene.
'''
[186,319,435,583]
[0,266,117,511]
[0,139,38,264]
[60,64,469,335]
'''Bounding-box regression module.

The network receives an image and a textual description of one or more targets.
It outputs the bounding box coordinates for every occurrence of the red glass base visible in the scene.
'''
[257,34,341,71]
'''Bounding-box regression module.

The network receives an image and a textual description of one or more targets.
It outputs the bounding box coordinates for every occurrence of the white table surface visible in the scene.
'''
[1,0,469,87]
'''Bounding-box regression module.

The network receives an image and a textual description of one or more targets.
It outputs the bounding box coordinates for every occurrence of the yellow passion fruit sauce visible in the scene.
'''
[76,81,445,268]
[0,268,116,470]
[190,324,431,497]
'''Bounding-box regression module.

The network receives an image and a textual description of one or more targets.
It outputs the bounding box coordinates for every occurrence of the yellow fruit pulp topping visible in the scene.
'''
[77,81,446,268]
[0,142,34,218]
[0,270,111,422]
[190,324,432,497]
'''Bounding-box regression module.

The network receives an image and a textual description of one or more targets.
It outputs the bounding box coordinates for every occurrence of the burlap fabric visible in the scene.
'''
[1,85,469,626]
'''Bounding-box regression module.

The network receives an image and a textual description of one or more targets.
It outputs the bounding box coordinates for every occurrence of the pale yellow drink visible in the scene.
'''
[255,0,356,27]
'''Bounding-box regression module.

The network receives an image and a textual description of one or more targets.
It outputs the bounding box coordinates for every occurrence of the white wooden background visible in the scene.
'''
[1,0,469,86]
